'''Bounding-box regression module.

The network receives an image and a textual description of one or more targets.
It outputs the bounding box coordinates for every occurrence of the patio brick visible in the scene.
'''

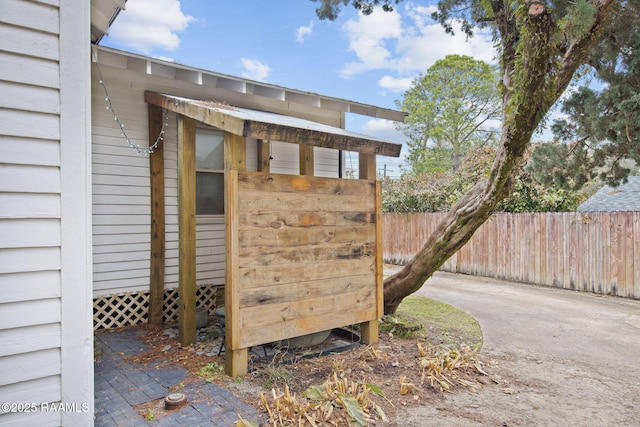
[94,328,260,426]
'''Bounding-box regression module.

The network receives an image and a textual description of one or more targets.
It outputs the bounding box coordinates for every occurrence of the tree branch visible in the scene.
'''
[556,0,616,94]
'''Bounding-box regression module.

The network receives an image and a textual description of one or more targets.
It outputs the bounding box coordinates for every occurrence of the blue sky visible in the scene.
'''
[101,0,501,177]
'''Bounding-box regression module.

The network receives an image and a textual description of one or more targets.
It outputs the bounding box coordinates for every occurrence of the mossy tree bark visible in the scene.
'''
[383,0,617,314]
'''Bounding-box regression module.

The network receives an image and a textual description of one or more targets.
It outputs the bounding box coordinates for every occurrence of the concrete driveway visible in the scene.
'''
[387,268,640,426]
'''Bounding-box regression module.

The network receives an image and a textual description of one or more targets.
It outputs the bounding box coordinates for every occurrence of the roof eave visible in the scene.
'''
[145,91,402,158]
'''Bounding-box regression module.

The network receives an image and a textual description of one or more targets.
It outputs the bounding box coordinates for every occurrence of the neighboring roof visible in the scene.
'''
[91,0,126,44]
[145,91,402,158]
[577,176,640,212]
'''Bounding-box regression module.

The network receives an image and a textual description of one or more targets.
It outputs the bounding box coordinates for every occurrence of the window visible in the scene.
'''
[196,128,224,215]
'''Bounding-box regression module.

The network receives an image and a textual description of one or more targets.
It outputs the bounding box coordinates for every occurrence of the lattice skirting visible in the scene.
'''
[93,284,224,330]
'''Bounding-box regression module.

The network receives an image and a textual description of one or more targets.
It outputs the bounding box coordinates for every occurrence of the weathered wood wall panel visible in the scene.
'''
[383,212,640,299]
[228,171,379,349]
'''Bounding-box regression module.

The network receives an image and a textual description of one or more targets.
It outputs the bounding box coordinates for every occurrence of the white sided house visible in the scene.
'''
[1,1,95,426]
[1,0,404,424]
[90,45,403,375]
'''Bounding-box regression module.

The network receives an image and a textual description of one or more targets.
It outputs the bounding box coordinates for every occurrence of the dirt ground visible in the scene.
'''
[121,317,510,426]
[121,303,640,426]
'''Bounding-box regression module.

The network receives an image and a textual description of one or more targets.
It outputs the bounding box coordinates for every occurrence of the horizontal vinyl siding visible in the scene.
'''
[91,72,153,296]
[0,323,61,357]
[314,146,340,177]
[0,376,61,426]
[91,59,347,296]
[0,1,63,423]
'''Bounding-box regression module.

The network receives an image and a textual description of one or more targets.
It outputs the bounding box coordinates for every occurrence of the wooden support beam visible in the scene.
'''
[225,347,247,379]
[148,104,165,327]
[359,152,379,345]
[224,132,246,172]
[359,152,377,181]
[257,139,270,173]
[178,115,197,346]
[299,145,314,176]
[224,135,248,377]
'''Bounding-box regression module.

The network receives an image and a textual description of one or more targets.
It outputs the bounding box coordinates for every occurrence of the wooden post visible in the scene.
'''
[224,134,247,377]
[148,105,166,327]
[177,116,197,345]
[257,139,270,173]
[299,145,314,176]
[359,153,379,345]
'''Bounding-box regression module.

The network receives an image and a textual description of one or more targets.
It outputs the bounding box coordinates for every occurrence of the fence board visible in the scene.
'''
[383,212,639,300]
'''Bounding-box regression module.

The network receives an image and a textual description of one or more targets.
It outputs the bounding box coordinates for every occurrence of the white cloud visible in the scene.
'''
[378,75,413,93]
[339,8,403,77]
[108,0,194,53]
[362,118,407,143]
[296,22,314,43]
[240,58,272,82]
[339,4,496,88]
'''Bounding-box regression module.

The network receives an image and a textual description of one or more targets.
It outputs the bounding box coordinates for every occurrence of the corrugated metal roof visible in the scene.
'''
[577,175,640,212]
[145,91,402,158]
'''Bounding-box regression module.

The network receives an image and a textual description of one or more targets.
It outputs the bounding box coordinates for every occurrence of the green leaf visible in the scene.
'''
[374,404,389,422]
[337,393,368,426]
[303,385,326,401]
[364,383,385,397]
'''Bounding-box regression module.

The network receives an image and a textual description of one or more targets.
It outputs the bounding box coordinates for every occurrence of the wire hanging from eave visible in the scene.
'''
[92,48,169,156]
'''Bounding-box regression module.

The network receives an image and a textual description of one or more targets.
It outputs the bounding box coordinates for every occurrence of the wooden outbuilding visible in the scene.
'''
[143,92,402,376]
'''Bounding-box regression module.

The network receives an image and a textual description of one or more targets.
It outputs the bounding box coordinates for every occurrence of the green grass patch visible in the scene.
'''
[380,295,482,348]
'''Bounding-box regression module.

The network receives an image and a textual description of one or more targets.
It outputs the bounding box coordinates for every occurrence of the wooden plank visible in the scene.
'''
[238,226,375,249]
[623,212,634,297]
[364,180,383,344]
[610,212,623,296]
[177,115,197,345]
[239,190,374,213]
[238,274,374,307]
[601,212,611,294]
[257,139,270,172]
[225,169,245,375]
[239,242,375,267]
[148,104,165,327]
[238,258,374,289]
[224,132,246,172]
[634,213,640,298]
[299,145,314,176]
[359,153,376,180]
[225,347,247,379]
[245,121,401,157]
[239,290,376,338]
[359,153,378,344]
[239,305,376,349]
[238,170,376,195]
[239,210,375,229]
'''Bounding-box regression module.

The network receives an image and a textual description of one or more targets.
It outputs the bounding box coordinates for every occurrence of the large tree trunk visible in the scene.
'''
[383,135,522,314]
[382,0,616,315]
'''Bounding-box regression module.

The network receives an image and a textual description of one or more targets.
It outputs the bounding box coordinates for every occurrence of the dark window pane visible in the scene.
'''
[196,172,224,215]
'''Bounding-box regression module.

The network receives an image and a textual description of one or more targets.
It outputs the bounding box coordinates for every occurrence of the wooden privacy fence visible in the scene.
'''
[383,212,640,299]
